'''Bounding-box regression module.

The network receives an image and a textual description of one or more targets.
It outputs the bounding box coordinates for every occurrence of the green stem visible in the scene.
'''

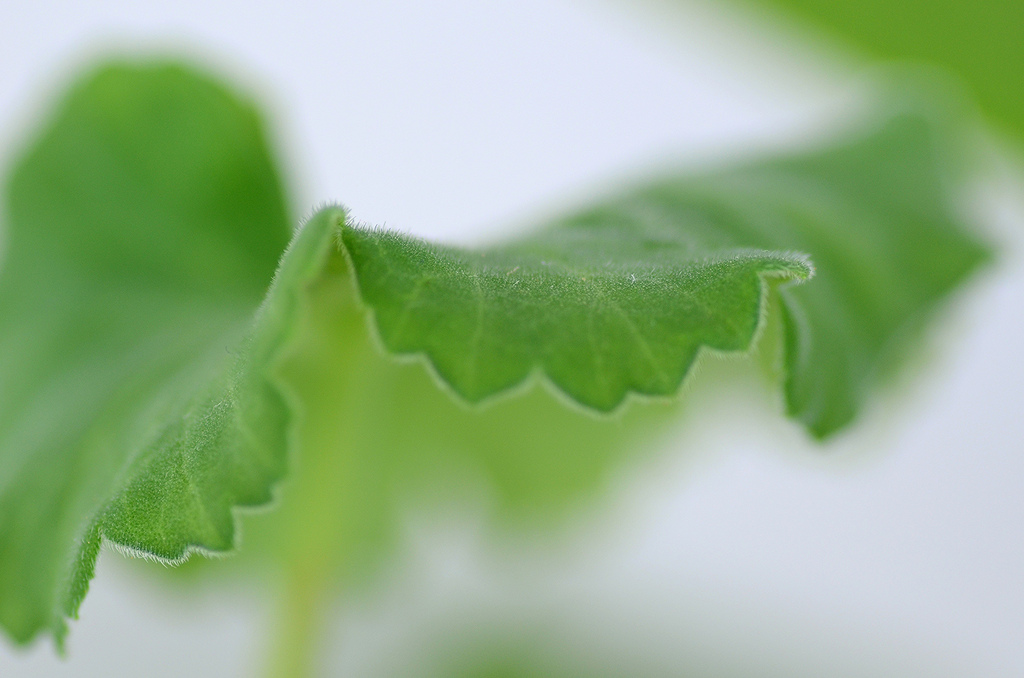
[261,250,365,678]
[265,559,332,678]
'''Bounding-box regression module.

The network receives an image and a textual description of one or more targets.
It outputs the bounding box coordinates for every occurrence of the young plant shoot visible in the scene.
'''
[0,61,989,673]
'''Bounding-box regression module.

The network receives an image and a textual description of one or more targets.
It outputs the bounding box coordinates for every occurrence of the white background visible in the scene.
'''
[1,0,1022,676]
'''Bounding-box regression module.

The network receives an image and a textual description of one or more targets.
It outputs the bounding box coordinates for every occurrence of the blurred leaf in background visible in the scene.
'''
[733,0,1024,144]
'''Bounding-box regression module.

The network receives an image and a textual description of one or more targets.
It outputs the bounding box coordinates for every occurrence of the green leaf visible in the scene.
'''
[342,221,811,412]
[340,107,988,436]
[0,62,333,646]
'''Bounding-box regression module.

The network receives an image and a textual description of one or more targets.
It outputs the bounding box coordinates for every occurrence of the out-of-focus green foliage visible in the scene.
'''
[739,0,1024,142]
[0,57,989,658]
[414,638,625,678]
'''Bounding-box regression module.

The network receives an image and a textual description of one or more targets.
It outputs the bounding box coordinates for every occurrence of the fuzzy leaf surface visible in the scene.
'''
[343,224,811,412]
[0,62,337,646]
